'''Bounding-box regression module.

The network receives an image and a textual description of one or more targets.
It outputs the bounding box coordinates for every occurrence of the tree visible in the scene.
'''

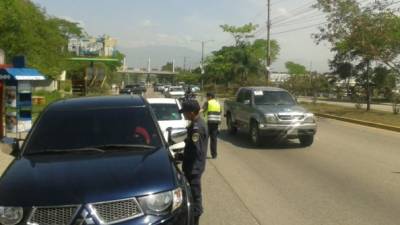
[161,62,174,71]
[204,23,280,87]
[285,61,307,76]
[220,23,258,46]
[313,0,400,110]
[0,0,84,79]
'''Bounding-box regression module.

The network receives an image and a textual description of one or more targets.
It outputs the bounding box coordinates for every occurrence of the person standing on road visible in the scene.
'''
[202,92,221,159]
[179,100,208,225]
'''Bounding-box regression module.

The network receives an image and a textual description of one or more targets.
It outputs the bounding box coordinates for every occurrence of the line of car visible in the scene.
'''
[0,86,317,225]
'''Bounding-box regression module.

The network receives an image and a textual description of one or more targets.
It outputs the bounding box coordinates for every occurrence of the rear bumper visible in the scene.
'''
[258,123,317,137]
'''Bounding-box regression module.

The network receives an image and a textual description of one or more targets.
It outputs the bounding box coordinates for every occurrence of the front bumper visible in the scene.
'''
[118,206,191,225]
[258,123,317,138]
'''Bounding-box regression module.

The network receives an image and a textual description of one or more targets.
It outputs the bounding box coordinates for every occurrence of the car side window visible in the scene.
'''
[237,89,245,103]
[243,91,252,104]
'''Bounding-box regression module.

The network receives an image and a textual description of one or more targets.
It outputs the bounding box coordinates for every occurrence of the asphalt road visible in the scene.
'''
[201,118,400,225]
[144,89,400,225]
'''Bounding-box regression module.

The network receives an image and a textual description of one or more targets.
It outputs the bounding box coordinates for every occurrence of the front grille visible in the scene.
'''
[28,206,79,225]
[278,115,304,121]
[91,198,142,224]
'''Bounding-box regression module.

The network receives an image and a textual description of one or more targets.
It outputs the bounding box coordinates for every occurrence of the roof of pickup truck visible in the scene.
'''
[241,86,288,92]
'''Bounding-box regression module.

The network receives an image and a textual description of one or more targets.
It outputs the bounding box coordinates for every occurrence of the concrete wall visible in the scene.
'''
[32,79,58,92]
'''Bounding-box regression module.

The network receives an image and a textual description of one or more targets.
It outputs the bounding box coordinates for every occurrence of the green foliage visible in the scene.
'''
[176,72,200,84]
[204,23,280,87]
[220,23,258,46]
[314,0,400,109]
[48,17,84,38]
[0,0,76,79]
[285,61,307,76]
[281,73,332,97]
[161,62,174,71]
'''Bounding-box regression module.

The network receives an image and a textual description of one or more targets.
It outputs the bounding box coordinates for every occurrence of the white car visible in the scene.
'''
[147,98,188,145]
[165,86,185,99]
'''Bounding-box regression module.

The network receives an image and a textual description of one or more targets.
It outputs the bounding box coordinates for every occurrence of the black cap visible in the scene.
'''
[206,92,215,98]
[179,100,200,113]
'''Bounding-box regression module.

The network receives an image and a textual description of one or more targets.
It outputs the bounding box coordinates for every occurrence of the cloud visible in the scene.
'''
[277,8,290,17]
[139,19,156,28]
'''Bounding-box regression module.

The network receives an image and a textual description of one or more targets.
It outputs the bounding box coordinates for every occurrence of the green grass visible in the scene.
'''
[301,102,400,127]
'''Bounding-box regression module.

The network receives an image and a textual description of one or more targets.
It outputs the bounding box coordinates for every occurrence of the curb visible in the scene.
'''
[315,113,400,133]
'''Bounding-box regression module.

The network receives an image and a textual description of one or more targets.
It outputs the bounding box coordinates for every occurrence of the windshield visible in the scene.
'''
[24,107,162,154]
[151,103,182,121]
[254,91,296,106]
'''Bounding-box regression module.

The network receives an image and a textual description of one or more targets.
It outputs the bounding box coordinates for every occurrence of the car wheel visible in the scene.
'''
[227,114,237,135]
[250,122,262,147]
[299,135,314,147]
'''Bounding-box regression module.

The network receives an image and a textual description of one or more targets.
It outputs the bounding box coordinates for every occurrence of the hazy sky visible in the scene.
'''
[31,0,371,72]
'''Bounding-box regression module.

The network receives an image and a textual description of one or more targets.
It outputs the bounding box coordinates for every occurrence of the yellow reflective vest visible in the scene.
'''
[205,99,221,124]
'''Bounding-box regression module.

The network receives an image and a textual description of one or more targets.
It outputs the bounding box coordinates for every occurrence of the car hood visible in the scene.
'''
[255,104,308,114]
[0,148,177,206]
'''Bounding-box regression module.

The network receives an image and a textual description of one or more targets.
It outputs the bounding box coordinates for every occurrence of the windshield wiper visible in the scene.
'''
[25,148,105,155]
[91,144,157,151]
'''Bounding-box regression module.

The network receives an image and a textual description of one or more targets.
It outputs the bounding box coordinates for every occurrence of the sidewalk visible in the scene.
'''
[298,97,394,113]
[0,151,14,177]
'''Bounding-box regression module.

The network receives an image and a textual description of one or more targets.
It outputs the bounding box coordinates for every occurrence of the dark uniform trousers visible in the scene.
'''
[182,116,208,223]
[208,123,219,158]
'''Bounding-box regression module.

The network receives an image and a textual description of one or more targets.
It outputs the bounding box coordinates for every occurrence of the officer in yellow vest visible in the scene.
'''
[202,92,221,159]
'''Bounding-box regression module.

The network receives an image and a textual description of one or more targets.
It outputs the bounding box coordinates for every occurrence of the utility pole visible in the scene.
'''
[183,56,189,72]
[192,40,214,89]
[266,0,272,84]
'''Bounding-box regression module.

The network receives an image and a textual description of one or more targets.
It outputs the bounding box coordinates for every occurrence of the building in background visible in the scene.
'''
[270,72,290,84]
[68,35,117,57]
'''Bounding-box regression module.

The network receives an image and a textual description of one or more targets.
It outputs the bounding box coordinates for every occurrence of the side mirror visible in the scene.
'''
[167,127,187,145]
[244,99,251,105]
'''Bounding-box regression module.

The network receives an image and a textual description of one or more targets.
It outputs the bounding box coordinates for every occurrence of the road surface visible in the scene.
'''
[201,118,400,225]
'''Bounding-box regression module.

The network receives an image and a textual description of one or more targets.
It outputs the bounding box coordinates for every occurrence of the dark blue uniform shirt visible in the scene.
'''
[182,116,208,175]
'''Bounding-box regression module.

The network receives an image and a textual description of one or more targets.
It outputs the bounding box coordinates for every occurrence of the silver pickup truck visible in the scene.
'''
[224,87,317,147]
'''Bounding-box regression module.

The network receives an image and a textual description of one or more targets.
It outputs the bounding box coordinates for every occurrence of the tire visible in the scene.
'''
[299,135,314,147]
[250,121,262,147]
[226,114,237,135]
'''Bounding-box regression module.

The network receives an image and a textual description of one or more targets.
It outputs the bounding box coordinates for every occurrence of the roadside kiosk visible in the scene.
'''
[0,57,45,139]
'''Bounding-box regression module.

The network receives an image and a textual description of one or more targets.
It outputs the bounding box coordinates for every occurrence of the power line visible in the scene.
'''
[271,22,327,36]
[271,1,316,23]
[273,15,326,28]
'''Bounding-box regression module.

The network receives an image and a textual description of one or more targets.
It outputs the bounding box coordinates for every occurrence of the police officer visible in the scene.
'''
[179,100,208,225]
[202,92,221,159]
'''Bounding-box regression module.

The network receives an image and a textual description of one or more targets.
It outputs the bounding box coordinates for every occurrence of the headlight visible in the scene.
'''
[0,207,23,225]
[265,114,277,123]
[139,188,183,215]
[303,113,315,123]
